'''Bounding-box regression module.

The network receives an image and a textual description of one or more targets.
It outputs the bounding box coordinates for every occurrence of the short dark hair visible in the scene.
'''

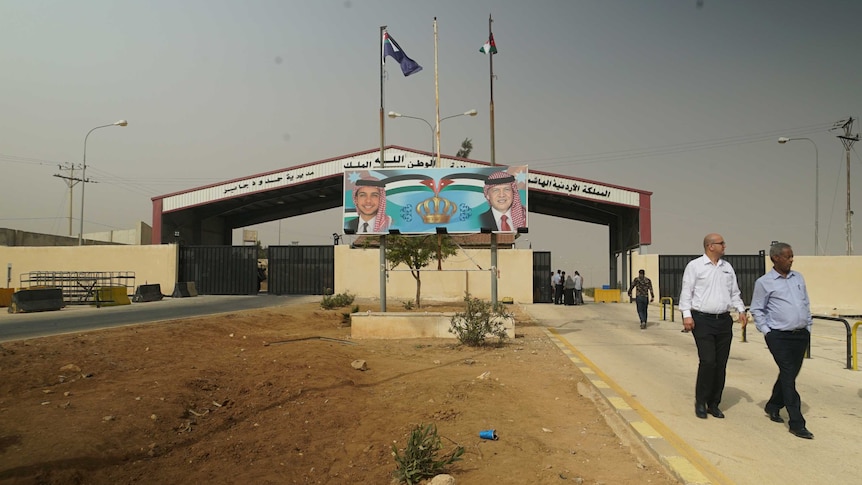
[638,269,645,274]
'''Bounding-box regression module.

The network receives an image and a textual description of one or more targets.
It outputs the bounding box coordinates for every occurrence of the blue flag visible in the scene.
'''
[382,31,423,77]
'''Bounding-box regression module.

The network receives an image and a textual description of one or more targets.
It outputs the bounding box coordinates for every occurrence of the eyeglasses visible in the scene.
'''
[710,241,726,246]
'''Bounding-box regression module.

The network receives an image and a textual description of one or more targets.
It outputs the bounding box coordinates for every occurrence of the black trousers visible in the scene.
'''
[554,284,564,304]
[691,311,733,406]
[764,329,809,430]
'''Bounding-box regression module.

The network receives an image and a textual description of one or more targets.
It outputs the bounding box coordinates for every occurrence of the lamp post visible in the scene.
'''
[79,120,128,246]
[778,136,819,255]
[388,109,477,165]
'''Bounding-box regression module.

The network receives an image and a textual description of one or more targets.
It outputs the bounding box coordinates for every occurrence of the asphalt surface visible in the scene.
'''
[525,299,862,485]
[0,294,317,342]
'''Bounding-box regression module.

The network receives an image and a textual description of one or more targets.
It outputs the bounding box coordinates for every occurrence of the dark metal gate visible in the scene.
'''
[268,245,334,295]
[658,254,766,306]
[178,246,259,295]
[532,251,552,303]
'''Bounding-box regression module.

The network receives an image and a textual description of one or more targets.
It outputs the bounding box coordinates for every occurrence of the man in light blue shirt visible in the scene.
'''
[750,242,814,439]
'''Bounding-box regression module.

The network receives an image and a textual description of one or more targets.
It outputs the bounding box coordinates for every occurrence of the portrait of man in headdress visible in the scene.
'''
[345,177,392,234]
[479,171,526,232]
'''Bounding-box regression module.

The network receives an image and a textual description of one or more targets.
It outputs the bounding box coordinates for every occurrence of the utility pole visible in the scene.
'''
[836,117,859,255]
[53,163,83,236]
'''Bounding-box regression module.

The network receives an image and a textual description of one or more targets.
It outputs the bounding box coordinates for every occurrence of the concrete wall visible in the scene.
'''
[334,245,534,303]
[630,253,862,315]
[0,228,96,247]
[85,221,152,245]
[1,245,178,293]
[1,224,151,247]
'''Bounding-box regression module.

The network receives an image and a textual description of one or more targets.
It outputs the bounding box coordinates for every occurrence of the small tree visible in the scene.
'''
[455,138,473,158]
[386,234,458,308]
[449,294,511,346]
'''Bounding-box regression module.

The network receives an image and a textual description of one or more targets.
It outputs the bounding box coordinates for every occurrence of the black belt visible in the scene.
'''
[691,310,730,319]
[773,328,808,334]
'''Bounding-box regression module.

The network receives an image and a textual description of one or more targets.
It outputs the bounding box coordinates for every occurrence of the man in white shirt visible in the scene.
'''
[679,233,748,420]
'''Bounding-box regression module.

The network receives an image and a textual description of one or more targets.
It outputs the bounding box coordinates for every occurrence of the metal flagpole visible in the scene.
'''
[378,25,388,311]
[488,14,499,307]
[434,18,441,167]
[489,14,496,167]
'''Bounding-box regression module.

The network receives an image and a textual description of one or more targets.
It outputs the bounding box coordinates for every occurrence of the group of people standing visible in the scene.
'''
[622,233,814,439]
[551,269,583,305]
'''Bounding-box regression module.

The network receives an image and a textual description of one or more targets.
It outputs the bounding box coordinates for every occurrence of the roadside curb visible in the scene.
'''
[544,327,727,485]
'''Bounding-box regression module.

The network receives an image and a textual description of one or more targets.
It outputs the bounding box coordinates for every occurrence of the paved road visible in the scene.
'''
[524,300,862,485]
[0,294,317,342]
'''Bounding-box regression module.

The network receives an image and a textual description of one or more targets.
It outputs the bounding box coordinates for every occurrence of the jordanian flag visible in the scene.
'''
[480,34,497,54]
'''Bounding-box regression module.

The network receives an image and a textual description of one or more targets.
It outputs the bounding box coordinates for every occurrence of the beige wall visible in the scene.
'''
[334,245,534,303]
[1,245,178,293]
[85,221,153,245]
[3,242,857,314]
[630,253,862,315]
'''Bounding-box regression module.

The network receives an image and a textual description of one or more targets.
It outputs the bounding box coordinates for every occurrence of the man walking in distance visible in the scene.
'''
[627,269,655,329]
[750,242,814,439]
[679,233,748,419]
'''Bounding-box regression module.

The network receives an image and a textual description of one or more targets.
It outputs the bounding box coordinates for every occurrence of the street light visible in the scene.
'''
[778,136,819,255]
[79,120,128,246]
[388,109,477,164]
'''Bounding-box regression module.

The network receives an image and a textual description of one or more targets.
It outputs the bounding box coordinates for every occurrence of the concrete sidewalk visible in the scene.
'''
[523,299,862,485]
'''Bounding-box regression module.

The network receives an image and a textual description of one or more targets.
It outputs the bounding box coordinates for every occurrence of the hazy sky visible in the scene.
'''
[2,0,860,285]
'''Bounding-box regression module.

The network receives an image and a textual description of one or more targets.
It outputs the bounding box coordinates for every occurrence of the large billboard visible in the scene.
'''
[343,166,528,235]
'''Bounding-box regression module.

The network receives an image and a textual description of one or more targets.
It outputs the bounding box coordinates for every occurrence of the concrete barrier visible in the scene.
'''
[0,288,14,307]
[171,281,198,298]
[96,286,131,306]
[9,288,65,313]
[133,284,164,302]
[593,288,622,303]
[351,312,515,339]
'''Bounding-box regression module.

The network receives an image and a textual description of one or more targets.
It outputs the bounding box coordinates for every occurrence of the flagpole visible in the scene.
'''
[379,25,387,169]
[378,25,387,313]
[434,17,441,167]
[488,14,495,167]
[487,14,498,308]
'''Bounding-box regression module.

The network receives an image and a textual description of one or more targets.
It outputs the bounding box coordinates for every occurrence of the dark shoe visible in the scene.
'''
[640,322,646,329]
[707,406,725,419]
[695,402,707,419]
[790,428,814,439]
[766,409,784,423]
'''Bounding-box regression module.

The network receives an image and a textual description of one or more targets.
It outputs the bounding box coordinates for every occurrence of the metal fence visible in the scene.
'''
[177,246,259,295]
[658,254,766,306]
[21,271,136,305]
[267,245,334,295]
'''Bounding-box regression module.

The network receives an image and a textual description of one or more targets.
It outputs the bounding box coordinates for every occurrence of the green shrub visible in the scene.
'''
[320,292,355,310]
[449,294,511,347]
[401,300,415,310]
[392,423,464,484]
